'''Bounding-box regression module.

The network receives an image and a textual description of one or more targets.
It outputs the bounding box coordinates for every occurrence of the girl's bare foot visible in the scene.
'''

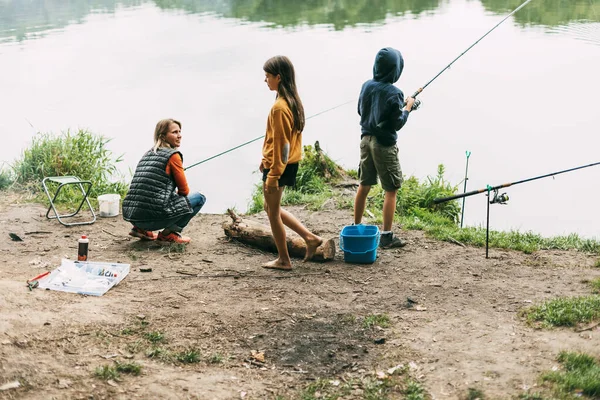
[303,237,323,262]
[262,259,292,271]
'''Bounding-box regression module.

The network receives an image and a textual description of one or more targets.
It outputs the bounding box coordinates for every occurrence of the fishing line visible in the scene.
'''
[184,100,354,171]
[185,0,534,170]
[410,0,534,100]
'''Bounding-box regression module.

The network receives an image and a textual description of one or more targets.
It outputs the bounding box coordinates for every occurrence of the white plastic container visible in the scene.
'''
[98,194,120,217]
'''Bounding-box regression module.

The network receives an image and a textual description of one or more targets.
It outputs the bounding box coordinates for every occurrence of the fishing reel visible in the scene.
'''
[489,189,509,205]
[410,99,422,111]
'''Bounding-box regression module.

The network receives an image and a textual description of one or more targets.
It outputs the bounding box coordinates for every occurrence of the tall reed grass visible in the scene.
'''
[11,129,127,203]
[0,163,13,190]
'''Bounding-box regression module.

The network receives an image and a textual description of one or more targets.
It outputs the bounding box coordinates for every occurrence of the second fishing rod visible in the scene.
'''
[185,0,534,171]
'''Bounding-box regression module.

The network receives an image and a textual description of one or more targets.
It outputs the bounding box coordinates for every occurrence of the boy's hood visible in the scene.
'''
[373,47,404,83]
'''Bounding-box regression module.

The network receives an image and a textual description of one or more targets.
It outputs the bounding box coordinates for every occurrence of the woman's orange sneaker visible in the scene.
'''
[157,231,191,244]
[129,227,157,241]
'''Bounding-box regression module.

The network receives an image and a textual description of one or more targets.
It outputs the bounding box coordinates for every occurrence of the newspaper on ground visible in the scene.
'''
[38,259,130,296]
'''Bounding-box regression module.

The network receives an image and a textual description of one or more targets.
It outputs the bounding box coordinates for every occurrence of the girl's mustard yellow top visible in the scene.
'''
[261,97,302,187]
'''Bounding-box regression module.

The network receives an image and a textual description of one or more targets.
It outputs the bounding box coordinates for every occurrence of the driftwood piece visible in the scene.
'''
[223,209,335,262]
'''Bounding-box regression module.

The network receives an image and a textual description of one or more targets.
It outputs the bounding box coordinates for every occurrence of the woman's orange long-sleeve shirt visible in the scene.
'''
[165,153,189,196]
[261,97,302,187]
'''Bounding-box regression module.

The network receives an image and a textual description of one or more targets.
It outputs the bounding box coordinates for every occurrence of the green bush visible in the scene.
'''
[361,164,460,223]
[400,164,460,222]
[0,165,14,190]
[247,144,335,213]
[12,129,128,201]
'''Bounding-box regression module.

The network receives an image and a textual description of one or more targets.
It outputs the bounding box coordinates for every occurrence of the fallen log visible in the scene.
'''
[223,209,335,262]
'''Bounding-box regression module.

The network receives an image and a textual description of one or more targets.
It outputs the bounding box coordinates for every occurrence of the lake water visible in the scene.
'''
[1,0,599,238]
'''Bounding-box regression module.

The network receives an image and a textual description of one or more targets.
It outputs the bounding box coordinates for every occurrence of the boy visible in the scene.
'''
[354,47,416,248]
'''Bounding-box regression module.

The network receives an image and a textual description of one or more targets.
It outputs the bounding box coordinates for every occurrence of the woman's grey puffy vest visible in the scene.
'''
[122,148,192,223]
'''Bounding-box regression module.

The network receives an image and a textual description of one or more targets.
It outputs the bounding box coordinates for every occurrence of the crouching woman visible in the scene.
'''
[123,118,205,244]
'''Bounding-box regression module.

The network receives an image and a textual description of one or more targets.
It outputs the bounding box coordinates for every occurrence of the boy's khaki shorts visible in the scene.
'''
[358,135,403,192]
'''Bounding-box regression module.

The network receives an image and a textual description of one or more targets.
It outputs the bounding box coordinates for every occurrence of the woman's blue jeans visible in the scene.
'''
[136,192,206,233]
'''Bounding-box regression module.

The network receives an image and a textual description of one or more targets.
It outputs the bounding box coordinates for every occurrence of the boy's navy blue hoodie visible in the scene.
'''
[358,47,410,147]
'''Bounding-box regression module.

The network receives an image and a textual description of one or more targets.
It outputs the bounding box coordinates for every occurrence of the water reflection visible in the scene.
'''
[481,0,600,26]
[2,0,599,43]
[0,0,142,42]
[154,0,441,29]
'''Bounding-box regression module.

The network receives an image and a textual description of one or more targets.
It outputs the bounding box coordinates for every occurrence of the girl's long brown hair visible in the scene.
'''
[263,56,305,133]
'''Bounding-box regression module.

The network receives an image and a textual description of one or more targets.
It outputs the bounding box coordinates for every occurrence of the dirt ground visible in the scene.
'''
[1,191,599,400]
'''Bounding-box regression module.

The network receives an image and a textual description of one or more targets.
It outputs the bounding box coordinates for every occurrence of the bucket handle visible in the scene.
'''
[339,234,380,254]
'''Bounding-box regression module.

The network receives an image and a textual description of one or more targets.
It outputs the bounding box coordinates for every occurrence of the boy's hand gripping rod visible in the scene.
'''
[409,0,533,110]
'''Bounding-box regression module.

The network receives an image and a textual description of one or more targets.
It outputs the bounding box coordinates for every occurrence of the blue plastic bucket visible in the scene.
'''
[339,225,380,264]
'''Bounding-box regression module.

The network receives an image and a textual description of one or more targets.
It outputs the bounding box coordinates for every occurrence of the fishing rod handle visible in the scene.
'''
[411,88,423,98]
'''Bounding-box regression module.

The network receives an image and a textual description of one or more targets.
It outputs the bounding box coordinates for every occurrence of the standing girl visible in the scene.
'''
[260,55,322,270]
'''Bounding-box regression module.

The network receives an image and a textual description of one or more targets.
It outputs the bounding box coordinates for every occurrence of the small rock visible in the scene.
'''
[376,371,387,379]
[0,381,21,391]
[374,338,386,345]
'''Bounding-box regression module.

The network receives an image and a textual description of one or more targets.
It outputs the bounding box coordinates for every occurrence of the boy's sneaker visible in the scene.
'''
[129,226,157,241]
[157,231,191,244]
[379,232,406,249]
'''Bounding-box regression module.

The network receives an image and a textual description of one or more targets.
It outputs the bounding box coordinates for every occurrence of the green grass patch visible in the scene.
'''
[208,353,223,364]
[94,365,120,381]
[465,387,485,400]
[144,331,165,343]
[594,259,600,268]
[403,378,426,400]
[542,351,600,398]
[115,362,142,375]
[400,210,600,255]
[120,327,137,335]
[346,169,358,179]
[174,349,201,364]
[522,295,600,327]
[146,347,170,360]
[363,314,390,329]
[296,375,426,400]
[591,278,600,294]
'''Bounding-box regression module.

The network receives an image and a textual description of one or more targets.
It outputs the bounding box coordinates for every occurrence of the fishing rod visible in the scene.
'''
[184,100,354,171]
[409,0,534,109]
[434,160,600,204]
[436,160,600,258]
